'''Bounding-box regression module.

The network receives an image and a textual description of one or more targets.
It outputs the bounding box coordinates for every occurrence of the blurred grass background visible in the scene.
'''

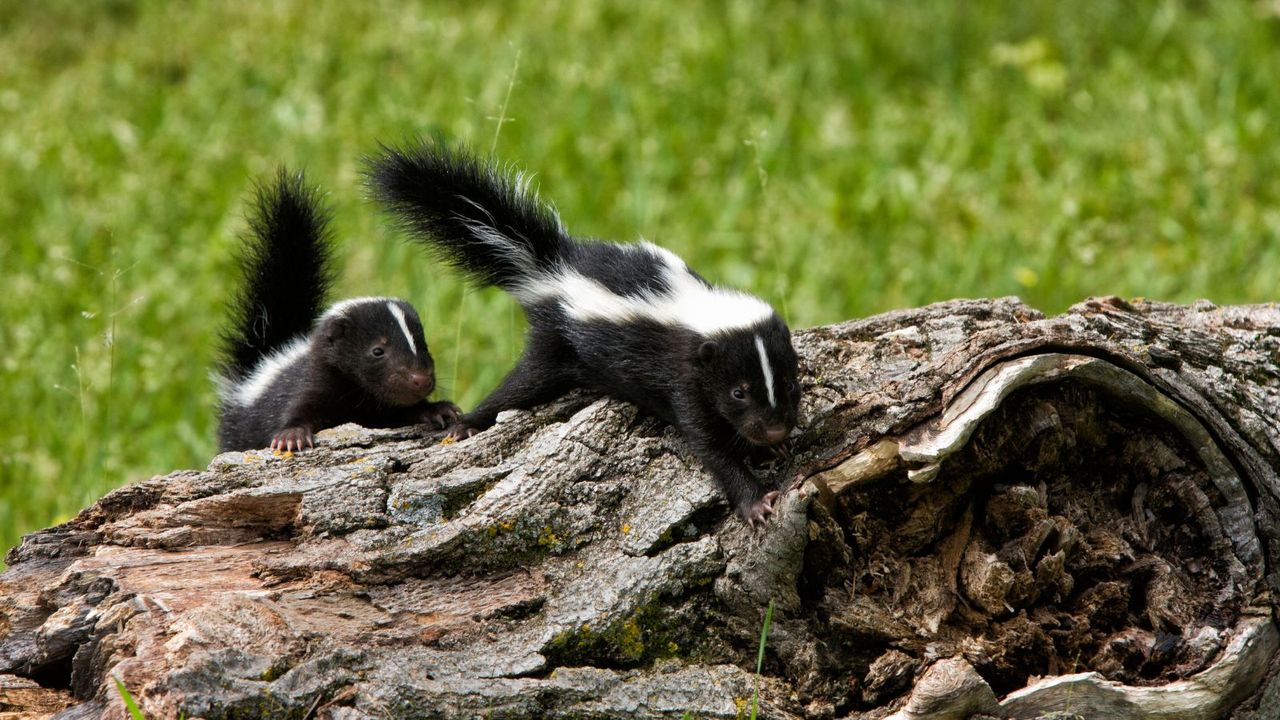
[3,0,1280,560]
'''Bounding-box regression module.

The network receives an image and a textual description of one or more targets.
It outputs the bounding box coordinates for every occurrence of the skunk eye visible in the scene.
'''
[731,387,747,401]
[371,346,385,358]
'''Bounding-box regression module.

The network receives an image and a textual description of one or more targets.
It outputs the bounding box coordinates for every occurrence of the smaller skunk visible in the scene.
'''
[369,141,801,526]
[216,169,459,452]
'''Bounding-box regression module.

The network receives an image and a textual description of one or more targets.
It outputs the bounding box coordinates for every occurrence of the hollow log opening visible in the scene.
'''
[800,373,1256,714]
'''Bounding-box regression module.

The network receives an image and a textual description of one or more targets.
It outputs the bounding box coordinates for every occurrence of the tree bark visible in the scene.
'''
[2,296,1278,720]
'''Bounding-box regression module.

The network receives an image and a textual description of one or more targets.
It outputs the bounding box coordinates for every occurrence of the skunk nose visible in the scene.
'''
[764,425,789,445]
[409,372,433,393]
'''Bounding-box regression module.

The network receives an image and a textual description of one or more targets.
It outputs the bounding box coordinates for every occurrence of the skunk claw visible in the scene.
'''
[421,401,462,429]
[445,422,481,441]
[271,426,314,453]
[769,439,795,460]
[739,490,782,528]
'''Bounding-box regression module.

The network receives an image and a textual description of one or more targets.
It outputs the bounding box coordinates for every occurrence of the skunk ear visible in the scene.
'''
[698,341,718,364]
[324,316,351,345]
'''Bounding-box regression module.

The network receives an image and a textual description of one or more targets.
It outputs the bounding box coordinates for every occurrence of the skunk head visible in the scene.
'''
[318,298,436,405]
[694,316,800,446]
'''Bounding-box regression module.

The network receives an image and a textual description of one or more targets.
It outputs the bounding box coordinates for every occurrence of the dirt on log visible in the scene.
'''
[2,296,1279,720]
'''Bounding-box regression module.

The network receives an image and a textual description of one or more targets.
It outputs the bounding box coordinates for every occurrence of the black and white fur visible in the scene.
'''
[368,141,800,525]
[217,169,459,452]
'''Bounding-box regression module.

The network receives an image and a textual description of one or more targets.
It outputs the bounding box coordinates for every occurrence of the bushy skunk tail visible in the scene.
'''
[366,138,569,291]
[219,169,335,381]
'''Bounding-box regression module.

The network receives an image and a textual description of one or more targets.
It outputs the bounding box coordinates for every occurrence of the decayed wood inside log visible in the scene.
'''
[1,297,1278,720]
[819,355,1272,718]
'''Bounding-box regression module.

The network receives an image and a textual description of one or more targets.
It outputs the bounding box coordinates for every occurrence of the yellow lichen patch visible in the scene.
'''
[617,616,644,659]
[620,522,632,535]
[439,436,457,445]
[486,520,517,538]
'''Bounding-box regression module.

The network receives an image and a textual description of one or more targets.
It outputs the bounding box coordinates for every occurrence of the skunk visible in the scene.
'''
[216,169,459,452]
[368,141,800,525]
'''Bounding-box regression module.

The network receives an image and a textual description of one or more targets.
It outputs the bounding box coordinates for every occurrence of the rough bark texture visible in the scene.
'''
[2,297,1279,720]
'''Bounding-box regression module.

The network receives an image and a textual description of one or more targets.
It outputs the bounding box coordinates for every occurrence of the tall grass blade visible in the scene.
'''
[113,676,146,720]
[751,599,774,720]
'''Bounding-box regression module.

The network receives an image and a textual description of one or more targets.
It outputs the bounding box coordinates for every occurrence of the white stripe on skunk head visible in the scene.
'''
[385,301,417,355]
[513,241,776,335]
[322,296,421,355]
[754,334,777,408]
[222,335,310,407]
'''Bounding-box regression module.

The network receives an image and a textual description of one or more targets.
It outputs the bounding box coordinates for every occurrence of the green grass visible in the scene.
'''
[113,676,146,720]
[752,600,775,719]
[3,0,1280,561]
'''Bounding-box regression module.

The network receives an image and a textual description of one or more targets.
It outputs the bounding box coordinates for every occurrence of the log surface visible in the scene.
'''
[2,297,1279,719]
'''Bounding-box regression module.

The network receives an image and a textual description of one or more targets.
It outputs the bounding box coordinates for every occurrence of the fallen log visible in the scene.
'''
[2,296,1278,719]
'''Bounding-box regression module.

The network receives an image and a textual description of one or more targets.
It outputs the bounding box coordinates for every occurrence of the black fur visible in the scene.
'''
[218,169,335,380]
[369,141,568,290]
[368,140,801,525]
[217,169,458,452]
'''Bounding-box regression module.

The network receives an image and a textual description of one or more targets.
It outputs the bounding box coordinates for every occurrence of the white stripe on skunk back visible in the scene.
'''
[223,335,310,407]
[511,241,775,336]
[322,296,395,319]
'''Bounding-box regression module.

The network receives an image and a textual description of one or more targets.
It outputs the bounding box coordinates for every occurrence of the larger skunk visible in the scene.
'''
[369,142,800,525]
[217,169,459,452]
